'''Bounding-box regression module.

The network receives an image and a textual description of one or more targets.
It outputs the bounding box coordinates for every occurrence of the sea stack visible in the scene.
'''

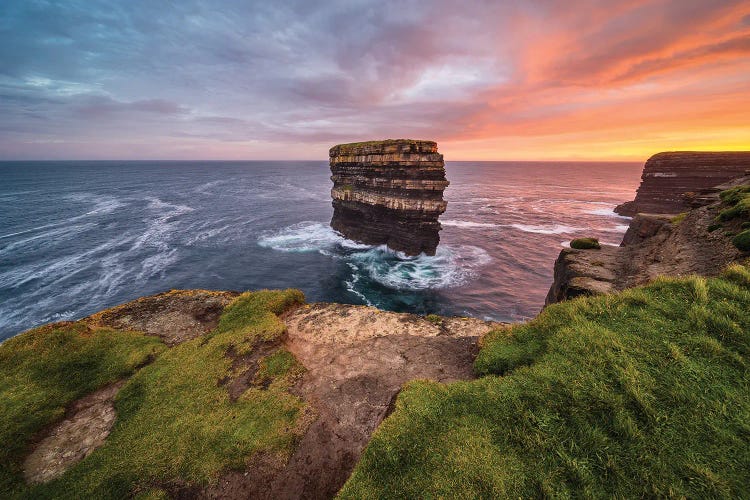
[329,139,448,256]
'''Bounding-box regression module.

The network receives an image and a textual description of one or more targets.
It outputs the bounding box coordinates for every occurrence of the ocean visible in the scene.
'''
[0,161,642,341]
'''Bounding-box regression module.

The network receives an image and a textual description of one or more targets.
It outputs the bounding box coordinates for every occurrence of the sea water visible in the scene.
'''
[0,160,642,340]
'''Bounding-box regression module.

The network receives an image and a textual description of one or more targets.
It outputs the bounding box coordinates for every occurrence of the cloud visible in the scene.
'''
[74,97,190,117]
[0,0,748,160]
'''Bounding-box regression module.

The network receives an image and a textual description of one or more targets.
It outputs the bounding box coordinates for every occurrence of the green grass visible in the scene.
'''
[340,265,750,499]
[424,314,443,326]
[732,230,750,252]
[3,289,306,499]
[0,323,166,495]
[708,222,723,232]
[332,139,433,154]
[570,237,601,250]
[255,349,304,388]
[718,185,750,222]
[670,212,687,224]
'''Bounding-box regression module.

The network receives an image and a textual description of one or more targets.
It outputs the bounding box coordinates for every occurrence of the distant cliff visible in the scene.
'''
[548,152,750,305]
[329,139,448,256]
[615,151,750,216]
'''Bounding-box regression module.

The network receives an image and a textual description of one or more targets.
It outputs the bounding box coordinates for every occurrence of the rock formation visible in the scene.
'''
[615,151,750,216]
[329,139,448,256]
[547,154,750,305]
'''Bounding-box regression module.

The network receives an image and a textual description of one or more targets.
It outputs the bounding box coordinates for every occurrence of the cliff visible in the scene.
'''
[5,271,750,499]
[615,151,750,216]
[547,154,750,305]
[3,152,750,499]
[329,139,449,256]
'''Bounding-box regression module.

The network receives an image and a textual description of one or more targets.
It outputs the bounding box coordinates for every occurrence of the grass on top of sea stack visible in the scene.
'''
[339,264,750,499]
[2,289,306,499]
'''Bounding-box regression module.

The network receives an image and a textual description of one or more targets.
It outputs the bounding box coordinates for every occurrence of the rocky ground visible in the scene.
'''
[21,294,502,498]
[23,381,124,484]
[21,290,237,486]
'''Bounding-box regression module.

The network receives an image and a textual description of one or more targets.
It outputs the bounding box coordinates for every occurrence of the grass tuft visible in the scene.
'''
[424,314,443,326]
[670,212,687,224]
[718,185,750,222]
[732,230,750,252]
[341,266,750,499]
[570,237,601,250]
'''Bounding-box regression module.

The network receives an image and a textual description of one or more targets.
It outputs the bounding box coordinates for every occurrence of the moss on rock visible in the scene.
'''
[732,230,750,252]
[570,237,601,250]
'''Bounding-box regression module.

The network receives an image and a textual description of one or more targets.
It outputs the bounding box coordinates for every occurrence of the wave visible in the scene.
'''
[351,244,492,290]
[0,223,97,255]
[510,223,580,235]
[344,262,374,306]
[257,222,371,254]
[441,219,500,229]
[259,221,492,292]
[0,194,126,241]
[131,197,194,251]
[584,207,631,219]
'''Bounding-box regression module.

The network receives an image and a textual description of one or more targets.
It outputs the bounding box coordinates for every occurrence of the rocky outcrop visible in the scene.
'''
[615,152,750,216]
[547,166,750,306]
[329,140,448,256]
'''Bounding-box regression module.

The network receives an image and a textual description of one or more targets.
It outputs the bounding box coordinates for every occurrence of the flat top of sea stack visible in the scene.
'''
[329,139,438,156]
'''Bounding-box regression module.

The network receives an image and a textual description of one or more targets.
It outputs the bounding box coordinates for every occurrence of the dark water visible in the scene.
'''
[0,161,642,340]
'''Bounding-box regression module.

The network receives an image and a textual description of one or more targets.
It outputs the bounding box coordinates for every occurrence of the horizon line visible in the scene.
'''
[0,157,648,163]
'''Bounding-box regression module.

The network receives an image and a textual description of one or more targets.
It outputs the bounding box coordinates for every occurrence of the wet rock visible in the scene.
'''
[329,139,449,256]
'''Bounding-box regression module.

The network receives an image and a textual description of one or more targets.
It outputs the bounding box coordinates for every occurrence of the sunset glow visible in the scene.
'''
[1,0,749,160]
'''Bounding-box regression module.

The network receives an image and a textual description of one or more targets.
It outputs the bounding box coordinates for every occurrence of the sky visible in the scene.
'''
[1,0,749,161]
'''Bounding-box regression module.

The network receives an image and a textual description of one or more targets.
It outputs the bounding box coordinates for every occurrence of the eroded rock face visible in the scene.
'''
[329,139,449,256]
[615,151,750,216]
[546,171,750,306]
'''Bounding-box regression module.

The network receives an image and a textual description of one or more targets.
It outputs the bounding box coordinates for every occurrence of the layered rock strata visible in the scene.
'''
[546,166,750,305]
[329,139,448,256]
[615,151,750,216]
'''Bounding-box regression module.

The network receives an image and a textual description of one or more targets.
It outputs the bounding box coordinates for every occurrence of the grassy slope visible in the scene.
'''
[340,264,750,498]
[718,185,750,251]
[0,323,166,494]
[2,289,306,499]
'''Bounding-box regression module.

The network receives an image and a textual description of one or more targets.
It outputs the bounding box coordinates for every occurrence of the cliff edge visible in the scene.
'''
[548,152,750,305]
